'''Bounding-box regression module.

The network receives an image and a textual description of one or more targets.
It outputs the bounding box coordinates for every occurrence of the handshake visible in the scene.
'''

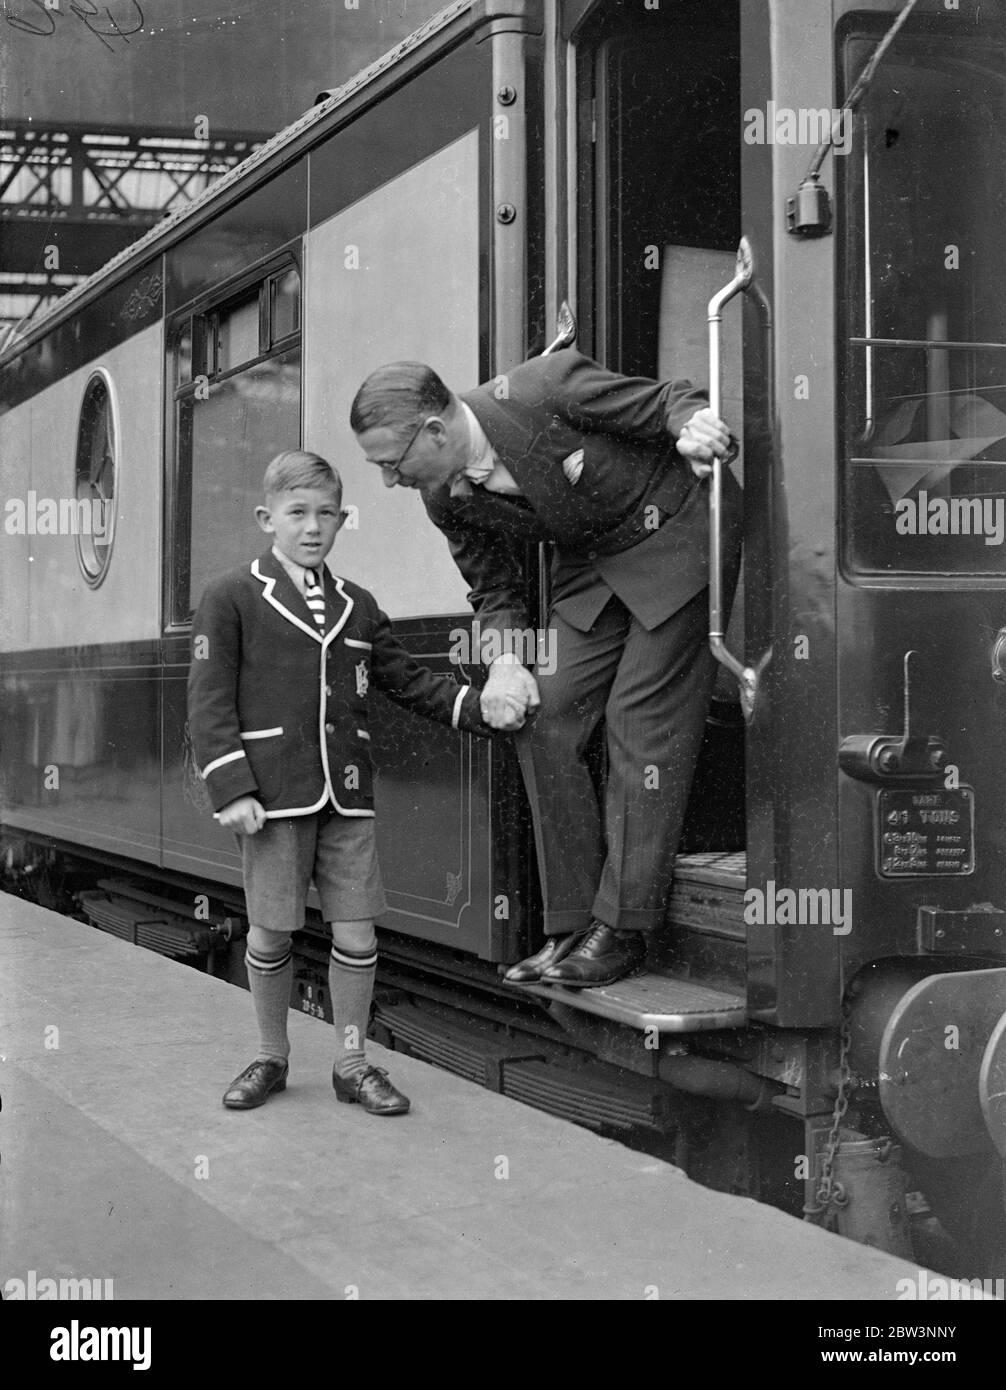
[478,659,540,731]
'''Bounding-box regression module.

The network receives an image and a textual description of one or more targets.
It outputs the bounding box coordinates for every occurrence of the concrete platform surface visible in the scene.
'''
[0,894,944,1300]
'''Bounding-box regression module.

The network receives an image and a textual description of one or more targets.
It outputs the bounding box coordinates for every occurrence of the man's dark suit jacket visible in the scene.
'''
[422,349,743,643]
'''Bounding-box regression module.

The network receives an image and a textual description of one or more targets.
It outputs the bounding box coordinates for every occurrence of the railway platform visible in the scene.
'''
[0,893,985,1301]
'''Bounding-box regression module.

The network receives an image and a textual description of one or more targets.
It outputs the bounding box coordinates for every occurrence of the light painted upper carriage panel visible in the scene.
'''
[1,323,163,652]
[304,131,479,619]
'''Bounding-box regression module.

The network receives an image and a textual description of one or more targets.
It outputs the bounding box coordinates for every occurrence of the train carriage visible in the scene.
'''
[2,0,1005,1269]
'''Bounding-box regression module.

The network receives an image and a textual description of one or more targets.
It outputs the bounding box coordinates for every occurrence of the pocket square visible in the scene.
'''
[562,449,585,485]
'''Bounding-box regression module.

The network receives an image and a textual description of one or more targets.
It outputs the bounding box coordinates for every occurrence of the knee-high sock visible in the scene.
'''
[329,938,377,1081]
[245,928,293,1064]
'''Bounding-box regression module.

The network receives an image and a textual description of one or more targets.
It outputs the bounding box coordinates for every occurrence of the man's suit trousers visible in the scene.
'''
[515,586,717,936]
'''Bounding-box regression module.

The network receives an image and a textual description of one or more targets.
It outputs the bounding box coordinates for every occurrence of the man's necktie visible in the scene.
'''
[304,568,326,630]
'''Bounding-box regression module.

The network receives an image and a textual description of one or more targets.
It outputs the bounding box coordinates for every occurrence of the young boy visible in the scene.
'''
[187,449,492,1116]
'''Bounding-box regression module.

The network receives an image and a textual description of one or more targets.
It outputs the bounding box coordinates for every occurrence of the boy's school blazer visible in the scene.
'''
[187,549,489,817]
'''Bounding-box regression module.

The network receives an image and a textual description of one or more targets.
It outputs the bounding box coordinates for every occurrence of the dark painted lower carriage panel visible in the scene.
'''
[0,642,163,866]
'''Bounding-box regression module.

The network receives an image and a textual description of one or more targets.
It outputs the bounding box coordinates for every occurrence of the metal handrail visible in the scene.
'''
[708,237,757,717]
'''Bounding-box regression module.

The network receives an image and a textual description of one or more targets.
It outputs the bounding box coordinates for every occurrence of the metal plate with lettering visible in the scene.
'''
[877,787,975,878]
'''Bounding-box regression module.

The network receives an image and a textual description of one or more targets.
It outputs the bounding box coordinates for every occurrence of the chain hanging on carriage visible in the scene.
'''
[804,1008,854,1228]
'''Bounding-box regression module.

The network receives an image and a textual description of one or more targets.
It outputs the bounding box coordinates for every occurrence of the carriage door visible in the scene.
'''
[572,0,745,856]
[836,3,1006,981]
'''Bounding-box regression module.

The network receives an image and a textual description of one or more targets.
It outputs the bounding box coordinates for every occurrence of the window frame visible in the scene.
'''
[164,249,303,631]
[836,11,1006,583]
[74,366,119,590]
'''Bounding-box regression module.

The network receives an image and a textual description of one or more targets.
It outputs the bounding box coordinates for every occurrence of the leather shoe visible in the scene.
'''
[540,921,645,988]
[222,1058,289,1109]
[332,1065,410,1116]
[503,932,583,984]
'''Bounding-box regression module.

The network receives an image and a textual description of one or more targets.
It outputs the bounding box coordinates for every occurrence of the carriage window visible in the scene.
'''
[170,261,301,623]
[175,320,193,387]
[841,21,1006,575]
[270,268,300,344]
[75,370,117,588]
[213,294,260,375]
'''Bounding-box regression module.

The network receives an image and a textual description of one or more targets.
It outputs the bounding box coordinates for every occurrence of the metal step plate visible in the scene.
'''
[519,971,747,1033]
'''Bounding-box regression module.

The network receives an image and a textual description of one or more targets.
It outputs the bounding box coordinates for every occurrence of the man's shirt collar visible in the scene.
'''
[459,400,497,482]
[451,401,522,498]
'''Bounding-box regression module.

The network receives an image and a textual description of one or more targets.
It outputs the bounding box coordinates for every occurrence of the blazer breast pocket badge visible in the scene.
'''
[562,448,585,485]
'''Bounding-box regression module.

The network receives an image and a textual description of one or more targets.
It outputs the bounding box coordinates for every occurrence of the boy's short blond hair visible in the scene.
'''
[263,450,342,503]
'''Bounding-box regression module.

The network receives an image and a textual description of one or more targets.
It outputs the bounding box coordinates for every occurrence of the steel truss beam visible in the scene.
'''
[0,121,268,337]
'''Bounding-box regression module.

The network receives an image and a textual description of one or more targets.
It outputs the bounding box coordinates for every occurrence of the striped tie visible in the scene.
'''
[304,567,326,630]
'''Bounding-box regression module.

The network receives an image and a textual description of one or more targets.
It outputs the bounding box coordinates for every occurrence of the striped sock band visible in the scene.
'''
[329,942,378,972]
[246,945,293,975]
[245,945,293,1062]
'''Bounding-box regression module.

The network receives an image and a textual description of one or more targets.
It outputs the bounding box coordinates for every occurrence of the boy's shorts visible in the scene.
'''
[241,806,387,933]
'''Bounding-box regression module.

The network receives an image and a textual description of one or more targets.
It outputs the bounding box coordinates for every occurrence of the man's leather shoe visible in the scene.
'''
[503,933,583,984]
[540,922,645,988]
[222,1058,289,1109]
[332,1065,410,1116]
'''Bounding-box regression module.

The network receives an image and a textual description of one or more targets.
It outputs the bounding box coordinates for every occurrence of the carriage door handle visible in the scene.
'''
[708,237,757,718]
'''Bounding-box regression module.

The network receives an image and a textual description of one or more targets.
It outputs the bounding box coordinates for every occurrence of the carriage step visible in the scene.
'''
[521,970,747,1034]
[668,851,748,942]
[674,850,747,890]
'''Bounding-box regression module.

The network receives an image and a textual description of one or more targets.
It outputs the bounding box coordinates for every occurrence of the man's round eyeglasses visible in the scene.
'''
[370,417,428,479]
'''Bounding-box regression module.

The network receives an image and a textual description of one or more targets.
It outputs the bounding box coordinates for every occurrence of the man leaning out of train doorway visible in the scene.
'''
[187,449,496,1114]
[351,349,741,990]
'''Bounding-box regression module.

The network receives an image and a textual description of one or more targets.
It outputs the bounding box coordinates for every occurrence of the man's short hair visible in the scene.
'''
[349,362,451,435]
[263,450,342,503]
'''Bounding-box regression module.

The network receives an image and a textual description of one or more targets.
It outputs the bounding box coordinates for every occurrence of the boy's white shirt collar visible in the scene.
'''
[271,543,321,597]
